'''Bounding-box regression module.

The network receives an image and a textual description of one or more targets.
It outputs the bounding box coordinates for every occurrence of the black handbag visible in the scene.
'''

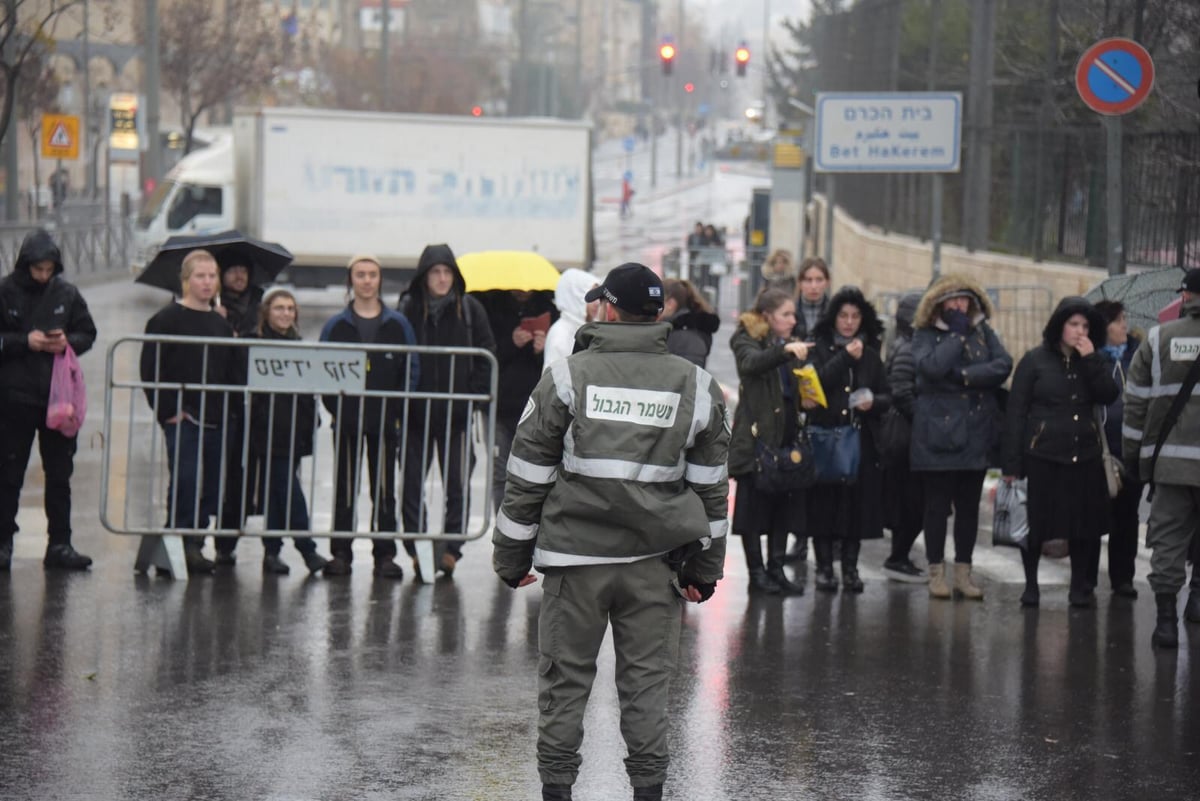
[809,423,862,484]
[753,427,816,494]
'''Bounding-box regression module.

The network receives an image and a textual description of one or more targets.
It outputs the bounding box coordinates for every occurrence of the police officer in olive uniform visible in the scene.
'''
[493,263,730,801]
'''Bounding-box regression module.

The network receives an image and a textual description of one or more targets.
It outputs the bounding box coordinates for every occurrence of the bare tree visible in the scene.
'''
[17,45,59,217]
[155,0,277,153]
[0,0,94,151]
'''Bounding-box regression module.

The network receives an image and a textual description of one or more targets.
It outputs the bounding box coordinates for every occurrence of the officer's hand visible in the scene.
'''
[503,573,538,589]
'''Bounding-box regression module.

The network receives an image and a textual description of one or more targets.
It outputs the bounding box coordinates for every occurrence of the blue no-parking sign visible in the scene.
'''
[623,136,636,153]
[1075,38,1155,116]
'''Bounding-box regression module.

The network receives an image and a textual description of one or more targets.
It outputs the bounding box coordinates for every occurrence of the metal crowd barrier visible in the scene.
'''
[100,335,498,580]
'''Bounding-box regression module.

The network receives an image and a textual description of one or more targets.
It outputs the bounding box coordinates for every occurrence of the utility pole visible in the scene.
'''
[82,0,92,197]
[380,0,390,107]
[675,0,683,178]
[4,0,18,219]
[963,0,995,251]
[144,0,162,195]
[929,0,943,278]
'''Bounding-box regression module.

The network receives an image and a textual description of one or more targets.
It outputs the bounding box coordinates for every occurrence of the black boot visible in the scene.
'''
[43,543,93,571]
[766,564,805,595]
[1020,545,1040,607]
[748,566,782,595]
[841,540,864,593]
[814,538,838,593]
[0,540,11,570]
[542,784,573,801]
[1186,591,1200,624]
[783,535,808,566]
[633,785,663,801]
[1152,592,1179,649]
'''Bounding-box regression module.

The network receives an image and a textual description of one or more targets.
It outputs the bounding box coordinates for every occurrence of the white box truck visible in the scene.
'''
[134,107,593,284]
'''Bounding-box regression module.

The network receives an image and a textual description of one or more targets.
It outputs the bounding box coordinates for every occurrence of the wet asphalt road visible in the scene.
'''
[3,281,1200,801]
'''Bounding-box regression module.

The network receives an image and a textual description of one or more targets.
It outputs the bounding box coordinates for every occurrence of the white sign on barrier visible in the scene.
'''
[815,92,962,173]
[247,345,367,393]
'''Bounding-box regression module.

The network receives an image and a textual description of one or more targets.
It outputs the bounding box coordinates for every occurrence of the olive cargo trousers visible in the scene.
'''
[536,557,683,789]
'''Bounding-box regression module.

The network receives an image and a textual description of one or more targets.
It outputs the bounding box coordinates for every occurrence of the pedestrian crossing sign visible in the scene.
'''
[41,114,80,160]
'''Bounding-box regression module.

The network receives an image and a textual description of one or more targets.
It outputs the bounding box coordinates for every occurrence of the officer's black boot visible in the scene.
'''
[1152,592,1179,649]
[633,784,663,801]
[542,783,573,801]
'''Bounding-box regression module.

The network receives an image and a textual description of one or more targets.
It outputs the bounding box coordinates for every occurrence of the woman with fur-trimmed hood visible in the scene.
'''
[805,286,889,593]
[910,273,1012,601]
[1001,296,1119,608]
[728,288,812,595]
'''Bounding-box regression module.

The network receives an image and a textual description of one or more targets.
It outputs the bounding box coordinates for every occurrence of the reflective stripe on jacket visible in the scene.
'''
[492,321,730,583]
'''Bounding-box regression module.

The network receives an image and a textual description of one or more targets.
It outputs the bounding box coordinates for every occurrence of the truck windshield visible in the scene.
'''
[166,185,223,230]
[137,180,176,230]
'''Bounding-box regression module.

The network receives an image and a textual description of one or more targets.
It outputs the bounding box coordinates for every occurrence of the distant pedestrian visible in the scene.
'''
[319,255,420,579]
[661,278,720,368]
[880,291,926,583]
[1004,297,1118,608]
[911,275,1012,601]
[0,229,98,571]
[543,268,598,370]
[728,288,811,595]
[806,286,889,593]
[761,249,796,296]
[1122,269,1200,647]
[397,244,495,580]
[1092,300,1142,599]
[493,263,729,801]
[139,249,241,575]
[620,177,635,218]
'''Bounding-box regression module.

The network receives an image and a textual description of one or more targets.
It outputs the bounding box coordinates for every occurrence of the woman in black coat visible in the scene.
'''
[728,289,812,595]
[881,291,926,582]
[805,286,889,593]
[910,274,1012,600]
[248,288,330,575]
[662,278,720,368]
[1093,301,1142,599]
[784,256,831,565]
[1002,297,1120,608]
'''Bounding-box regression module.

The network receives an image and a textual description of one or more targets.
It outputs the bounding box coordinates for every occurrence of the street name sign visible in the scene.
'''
[247,345,367,394]
[1075,38,1155,116]
[815,92,961,173]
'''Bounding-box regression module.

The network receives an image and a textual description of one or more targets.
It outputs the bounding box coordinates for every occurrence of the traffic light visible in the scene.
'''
[659,41,676,76]
[471,105,484,117]
[684,82,695,94]
[735,43,750,77]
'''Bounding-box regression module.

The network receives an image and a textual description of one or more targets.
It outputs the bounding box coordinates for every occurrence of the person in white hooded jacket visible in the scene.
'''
[543,268,598,372]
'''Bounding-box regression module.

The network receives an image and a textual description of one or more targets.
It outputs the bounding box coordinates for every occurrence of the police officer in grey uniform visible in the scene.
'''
[493,263,730,801]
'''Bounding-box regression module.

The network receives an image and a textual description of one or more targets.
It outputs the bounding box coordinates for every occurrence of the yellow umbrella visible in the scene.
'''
[457,250,561,292]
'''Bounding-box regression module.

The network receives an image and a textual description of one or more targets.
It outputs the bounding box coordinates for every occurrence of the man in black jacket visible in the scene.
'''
[0,229,98,570]
[398,244,496,579]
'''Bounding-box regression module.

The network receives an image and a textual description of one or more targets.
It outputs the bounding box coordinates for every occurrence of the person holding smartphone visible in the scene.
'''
[0,229,98,570]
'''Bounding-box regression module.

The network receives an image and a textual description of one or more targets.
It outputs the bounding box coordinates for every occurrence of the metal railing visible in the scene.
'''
[101,334,498,578]
[0,215,135,278]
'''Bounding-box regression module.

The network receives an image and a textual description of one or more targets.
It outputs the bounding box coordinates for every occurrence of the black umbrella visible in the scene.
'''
[1085,266,1186,334]
[135,230,294,295]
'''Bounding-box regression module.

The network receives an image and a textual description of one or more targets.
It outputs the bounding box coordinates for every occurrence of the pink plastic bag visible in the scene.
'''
[46,344,86,438]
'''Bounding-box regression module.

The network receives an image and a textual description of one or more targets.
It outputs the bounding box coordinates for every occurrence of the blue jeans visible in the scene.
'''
[162,419,223,550]
[260,454,317,556]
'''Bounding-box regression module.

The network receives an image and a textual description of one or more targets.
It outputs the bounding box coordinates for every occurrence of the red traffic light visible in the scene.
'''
[684,82,695,93]
[735,46,750,64]
[659,43,676,61]
[471,105,483,117]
